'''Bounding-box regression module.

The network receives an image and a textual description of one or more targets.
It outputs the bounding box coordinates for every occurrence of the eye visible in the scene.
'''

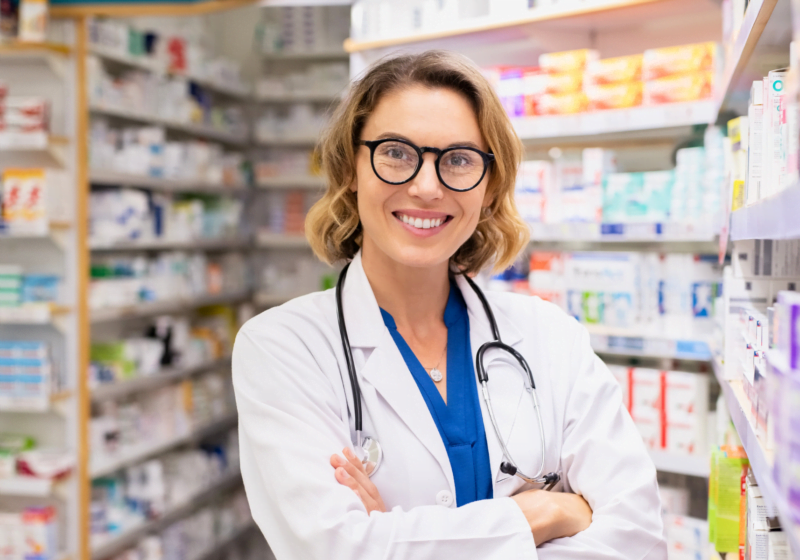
[387,148,407,160]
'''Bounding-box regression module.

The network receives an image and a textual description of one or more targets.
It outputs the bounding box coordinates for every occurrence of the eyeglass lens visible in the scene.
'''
[372,140,486,191]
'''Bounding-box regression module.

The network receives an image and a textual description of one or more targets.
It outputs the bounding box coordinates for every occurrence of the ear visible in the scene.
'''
[349,175,358,193]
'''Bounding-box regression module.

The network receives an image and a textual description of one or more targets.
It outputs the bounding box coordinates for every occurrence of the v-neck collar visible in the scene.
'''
[379,280,469,431]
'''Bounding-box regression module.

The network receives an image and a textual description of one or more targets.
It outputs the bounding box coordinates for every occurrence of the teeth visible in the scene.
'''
[397,213,446,229]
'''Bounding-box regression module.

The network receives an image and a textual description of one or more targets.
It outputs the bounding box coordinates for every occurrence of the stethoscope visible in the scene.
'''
[336,262,561,491]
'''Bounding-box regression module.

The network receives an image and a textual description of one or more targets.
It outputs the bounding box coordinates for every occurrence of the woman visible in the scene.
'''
[233,51,666,559]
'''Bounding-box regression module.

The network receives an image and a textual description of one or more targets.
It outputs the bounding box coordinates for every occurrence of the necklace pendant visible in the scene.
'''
[429,367,443,383]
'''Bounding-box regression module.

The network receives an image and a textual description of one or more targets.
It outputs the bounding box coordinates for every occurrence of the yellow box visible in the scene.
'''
[642,42,717,81]
[536,92,589,116]
[539,49,599,73]
[585,82,643,111]
[584,54,643,86]
[544,71,583,94]
[643,71,714,105]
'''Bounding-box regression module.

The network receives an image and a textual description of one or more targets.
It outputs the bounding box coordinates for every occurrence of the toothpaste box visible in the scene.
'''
[539,49,599,73]
[536,92,588,115]
[585,54,644,86]
[585,81,643,111]
[543,71,583,95]
[643,71,714,105]
[642,42,718,80]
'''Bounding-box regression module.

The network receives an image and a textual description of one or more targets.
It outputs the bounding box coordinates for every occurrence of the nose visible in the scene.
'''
[407,153,445,201]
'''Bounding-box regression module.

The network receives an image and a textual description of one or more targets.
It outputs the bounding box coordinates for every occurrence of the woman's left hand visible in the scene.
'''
[330,447,387,514]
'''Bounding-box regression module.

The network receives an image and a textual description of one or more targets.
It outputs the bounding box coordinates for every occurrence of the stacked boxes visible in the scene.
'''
[610,366,710,456]
[0,87,48,147]
[1,168,48,235]
[0,341,52,411]
[584,54,644,111]
[602,171,674,223]
[0,506,58,560]
[535,49,595,115]
[642,42,717,105]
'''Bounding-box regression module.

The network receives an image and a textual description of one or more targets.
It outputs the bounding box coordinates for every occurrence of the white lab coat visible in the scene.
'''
[233,251,667,560]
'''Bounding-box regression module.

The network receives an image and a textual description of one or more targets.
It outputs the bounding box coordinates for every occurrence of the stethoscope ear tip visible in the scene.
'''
[500,461,518,476]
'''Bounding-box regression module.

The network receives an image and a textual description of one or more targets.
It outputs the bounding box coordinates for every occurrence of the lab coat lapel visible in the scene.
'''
[456,275,526,484]
[343,252,454,490]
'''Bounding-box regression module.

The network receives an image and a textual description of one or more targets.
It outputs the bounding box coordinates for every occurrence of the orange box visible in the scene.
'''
[536,92,588,115]
[642,42,717,81]
[539,49,599,73]
[544,71,583,94]
[586,82,643,111]
[584,54,643,86]
[643,71,714,105]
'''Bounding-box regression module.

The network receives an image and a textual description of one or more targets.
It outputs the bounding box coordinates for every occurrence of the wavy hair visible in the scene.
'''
[305,50,528,274]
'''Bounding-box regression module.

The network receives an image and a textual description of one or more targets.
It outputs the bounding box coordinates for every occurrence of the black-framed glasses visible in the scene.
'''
[359,138,495,192]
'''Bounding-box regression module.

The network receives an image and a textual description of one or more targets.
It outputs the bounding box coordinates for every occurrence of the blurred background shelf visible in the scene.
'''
[89,169,249,193]
[730,182,800,241]
[90,291,251,324]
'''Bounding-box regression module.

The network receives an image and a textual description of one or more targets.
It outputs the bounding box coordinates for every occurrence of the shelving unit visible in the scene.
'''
[91,356,232,402]
[713,358,800,557]
[256,176,326,190]
[0,31,85,560]
[90,290,251,324]
[730,182,800,241]
[89,103,249,146]
[89,236,251,252]
[586,324,713,361]
[89,169,249,194]
[513,101,716,146]
[255,232,311,248]
[90,470,243,559]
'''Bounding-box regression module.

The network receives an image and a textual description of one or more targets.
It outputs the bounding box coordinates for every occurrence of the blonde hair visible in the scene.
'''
[305,50,529,274]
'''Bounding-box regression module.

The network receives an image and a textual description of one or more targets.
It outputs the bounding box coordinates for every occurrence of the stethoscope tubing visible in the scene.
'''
[336,262,559,489]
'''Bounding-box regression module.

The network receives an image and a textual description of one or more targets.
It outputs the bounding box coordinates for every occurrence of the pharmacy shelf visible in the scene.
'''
[89,169,249,194]
[91,356,232,403]
[90,470,243,560]
[261,51,349,61]
[586,324,712,361]
[88,45,251,99]
[713,0,780,117]
[90,237,250,252]
[90,291,250,324]
[529,222,718,244]
[0,304,71,325]
[255,232,310,249]
[730,182,800,241]
[512,101,716,145]
[0,476,55,498]
[254,136,319,148]
[256,176,326,190]
[90,413,238,479]
[89,103,248,146]
[648,450,709,478]
[256,92,341,103]
[0,220,72,239]
[0,134,69,167]
[1,389,74,414]
[0,42,72,77]
[344,0,716,52]
[712,357,800,557]
[194,521,257,560]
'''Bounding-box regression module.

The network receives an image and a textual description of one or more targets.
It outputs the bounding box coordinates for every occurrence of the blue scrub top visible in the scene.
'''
[380,280,493,507]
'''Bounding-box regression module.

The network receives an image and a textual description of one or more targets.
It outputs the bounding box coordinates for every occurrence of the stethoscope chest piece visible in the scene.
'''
[359,436,383,476]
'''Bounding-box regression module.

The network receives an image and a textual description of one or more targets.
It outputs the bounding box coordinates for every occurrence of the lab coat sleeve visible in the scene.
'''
[232,316,537,560]
[538,323,667,560]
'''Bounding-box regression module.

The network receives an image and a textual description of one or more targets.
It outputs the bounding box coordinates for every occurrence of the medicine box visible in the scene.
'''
[642,42,717,80]
[584,54,643,86]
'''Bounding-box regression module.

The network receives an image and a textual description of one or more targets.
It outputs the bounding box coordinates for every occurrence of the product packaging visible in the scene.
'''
[543,71,583,95]
[708,446,749,554]
[729,116,749,211]
[585,81,643,111]
[17,0,46,42]
[643,71,714,105]
[1,168,47,235]
[539,49,599,73]
[0,265,22,307]
[763,69,788,198]
[535,91,588,115]
[642,41,718,80]
[747,80,764,205]
[584,54,643,86]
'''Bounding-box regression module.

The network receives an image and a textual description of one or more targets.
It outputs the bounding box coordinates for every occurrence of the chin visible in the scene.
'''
[385,242,456,271]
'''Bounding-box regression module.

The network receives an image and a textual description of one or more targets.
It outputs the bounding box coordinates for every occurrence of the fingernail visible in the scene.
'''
[343,448,353,459]
[337,467,349,479]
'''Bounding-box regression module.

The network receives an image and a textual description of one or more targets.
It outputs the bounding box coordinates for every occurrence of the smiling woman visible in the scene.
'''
[232,50,667,560]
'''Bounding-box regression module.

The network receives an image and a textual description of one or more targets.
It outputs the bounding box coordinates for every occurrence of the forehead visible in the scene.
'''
[363,85,485,148]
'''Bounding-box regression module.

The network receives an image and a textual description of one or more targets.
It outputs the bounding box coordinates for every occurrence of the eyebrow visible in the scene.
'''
[374,132,484,151]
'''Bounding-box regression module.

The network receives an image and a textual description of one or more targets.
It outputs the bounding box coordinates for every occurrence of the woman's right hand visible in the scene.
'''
[511,489,592,546]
